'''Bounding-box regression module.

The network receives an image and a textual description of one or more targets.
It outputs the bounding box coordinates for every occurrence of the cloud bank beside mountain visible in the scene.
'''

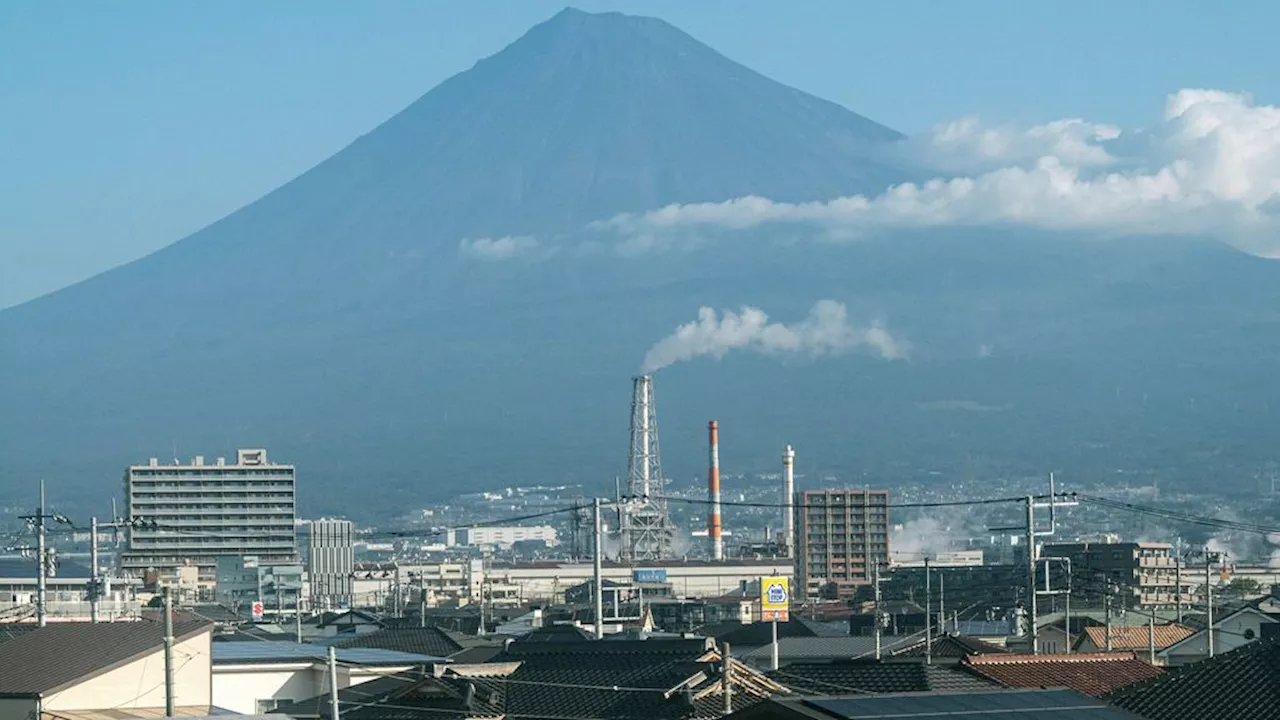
[597,89,1280,257]
[642,300,906,373]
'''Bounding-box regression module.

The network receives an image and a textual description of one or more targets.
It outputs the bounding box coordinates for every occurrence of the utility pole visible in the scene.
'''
[36,481,47,627]
[1205,548,1216,658]
[295,594,303,643]
[1024,496,1036,654]
[1104,594,1113,651]
[163,587,175,717]
[873,560,883,660]
[1148,613,1156,665]
[924,556,932,665]
[89,517,100,624]
[419,574,426,629]
[721,642,733,716]
[328,645,341,720]
[593,498,604,640]
[1175,542,1184,623]
[938,573,945,634]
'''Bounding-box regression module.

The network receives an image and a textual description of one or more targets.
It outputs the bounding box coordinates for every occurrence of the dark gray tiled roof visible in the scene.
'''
[768,659,1001,695]
[798,689,1136,719]
[1105,638,1280,720]
[0,617,212,696]
[335,627,463,658]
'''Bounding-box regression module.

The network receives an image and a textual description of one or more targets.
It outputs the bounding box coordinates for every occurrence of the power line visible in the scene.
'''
[653,494,1034,511]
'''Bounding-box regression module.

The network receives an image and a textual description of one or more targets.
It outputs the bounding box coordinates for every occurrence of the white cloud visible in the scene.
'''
[641,299,906,373]
[600,89,1280,257]
[910,116,1121,172]
[457,235,541,260]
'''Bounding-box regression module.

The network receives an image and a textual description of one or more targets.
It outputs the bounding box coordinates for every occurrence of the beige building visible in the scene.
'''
[0,617,213,720]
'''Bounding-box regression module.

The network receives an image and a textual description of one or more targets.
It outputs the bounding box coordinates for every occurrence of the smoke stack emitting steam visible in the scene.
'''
[708,420,723,561]
[783,445,795,558]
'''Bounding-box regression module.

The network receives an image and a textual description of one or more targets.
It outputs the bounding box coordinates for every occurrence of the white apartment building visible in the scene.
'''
[121,448,298,585]
[447,525,558,548]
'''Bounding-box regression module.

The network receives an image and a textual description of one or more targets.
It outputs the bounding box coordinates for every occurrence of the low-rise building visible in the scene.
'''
[0,617,214,720]
[1043,541,1184,609]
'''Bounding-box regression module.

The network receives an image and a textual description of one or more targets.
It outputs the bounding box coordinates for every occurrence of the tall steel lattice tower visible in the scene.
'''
[620,375,674,561]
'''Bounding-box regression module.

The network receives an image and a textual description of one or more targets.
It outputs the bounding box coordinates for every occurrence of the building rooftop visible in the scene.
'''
[334,626,464,658]
[731,689,1139,720]
[0,618,212,697]
[961,652,1163,698]
[1079,624,1195,651]
[210,641,446,666]
[767,659,1000,695]
[1105,638,1280,720]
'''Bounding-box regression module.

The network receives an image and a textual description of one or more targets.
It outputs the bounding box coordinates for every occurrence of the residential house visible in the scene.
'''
[0,618,213,720]
[1156,595,1280,666]
[210,641,447,714]
[766,658,999,695]
[959,652,1162,697]
[275,637,787,719]
[1074,623,1195,658]
[1105,638,1280,720]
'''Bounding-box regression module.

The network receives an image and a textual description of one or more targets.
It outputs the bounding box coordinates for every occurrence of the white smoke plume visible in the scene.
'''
[457,235,542,261]
[641,299,906,373]
[600,90,1280,257]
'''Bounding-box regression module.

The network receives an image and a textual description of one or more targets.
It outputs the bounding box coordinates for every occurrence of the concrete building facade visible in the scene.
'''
[309,519,354,610]
[448,525,558,548]
[794,489,891,601]
[121,448,298,585]
[1042,541,1183,608]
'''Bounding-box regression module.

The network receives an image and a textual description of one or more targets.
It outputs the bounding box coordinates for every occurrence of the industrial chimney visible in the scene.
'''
[783,445,795,558]
[708,421,723,561]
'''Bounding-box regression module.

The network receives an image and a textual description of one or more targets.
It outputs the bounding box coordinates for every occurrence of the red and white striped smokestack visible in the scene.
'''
[708,420,723,561]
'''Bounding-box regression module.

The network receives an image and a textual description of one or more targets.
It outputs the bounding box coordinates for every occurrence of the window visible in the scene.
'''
[256,699,293,713]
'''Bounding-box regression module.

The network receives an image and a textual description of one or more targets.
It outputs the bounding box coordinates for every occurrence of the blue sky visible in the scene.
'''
[3,0,1279,308]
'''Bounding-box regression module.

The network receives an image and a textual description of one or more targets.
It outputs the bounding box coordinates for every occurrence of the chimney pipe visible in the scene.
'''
[708,421,723,561]
[783,445,795,558]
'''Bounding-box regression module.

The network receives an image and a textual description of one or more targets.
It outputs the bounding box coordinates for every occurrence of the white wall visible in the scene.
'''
[1162,610,1278,666]
[213,663,417,715]
[0,697,39,720]
[213,665,322,715]
[43,630,211,711]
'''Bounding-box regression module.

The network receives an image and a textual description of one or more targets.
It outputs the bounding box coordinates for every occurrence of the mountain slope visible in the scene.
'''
[3,9,1280,519]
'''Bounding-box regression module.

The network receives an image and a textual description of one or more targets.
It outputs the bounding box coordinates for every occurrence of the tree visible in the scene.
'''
[1222,578,1261,598]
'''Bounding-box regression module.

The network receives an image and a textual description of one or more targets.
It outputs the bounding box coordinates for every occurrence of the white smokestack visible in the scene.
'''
[783,445,795,558]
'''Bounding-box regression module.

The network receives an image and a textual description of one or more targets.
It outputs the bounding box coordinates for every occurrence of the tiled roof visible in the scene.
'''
[961,651,1163,697]
[699,618,845,649]
[211,641,446,665]
[335,627,463,658]
[740,636,920,662]
[1105,638,1280,720]
[0,624,39,645]
[275,671,505,720]
[1080,624,1195,651]
[746,688,1139,720]
[892,634,1012,659]
[513,623,593,644]
[0,617,212,696]
[767,659,1000,695]
[280,639,786,720]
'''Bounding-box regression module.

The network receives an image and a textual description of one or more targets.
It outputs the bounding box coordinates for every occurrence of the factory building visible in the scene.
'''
[308,518,355,610]
[794,489,891,601]
[447,526,558,548]
[121,448,298,586]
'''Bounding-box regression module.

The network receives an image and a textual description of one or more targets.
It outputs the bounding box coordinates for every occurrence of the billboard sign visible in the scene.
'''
[633,569,668,584]
[760,576,790,622]
[251,600,265,622]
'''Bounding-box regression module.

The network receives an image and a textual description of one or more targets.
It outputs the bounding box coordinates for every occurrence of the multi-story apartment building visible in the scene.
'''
[1042,540,1184,608]
[121,448,298,586]
[794,489,891,601]
[447,525,559,548]
[308,519,354,610]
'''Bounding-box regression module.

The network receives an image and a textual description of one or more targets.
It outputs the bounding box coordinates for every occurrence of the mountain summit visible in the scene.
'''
[3,9,1278,517]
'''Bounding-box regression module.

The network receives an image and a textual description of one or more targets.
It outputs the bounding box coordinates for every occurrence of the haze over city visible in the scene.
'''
[1,4,1279,719]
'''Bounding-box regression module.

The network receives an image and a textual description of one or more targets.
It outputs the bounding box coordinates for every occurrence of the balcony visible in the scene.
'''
[1138,556,1175,568]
